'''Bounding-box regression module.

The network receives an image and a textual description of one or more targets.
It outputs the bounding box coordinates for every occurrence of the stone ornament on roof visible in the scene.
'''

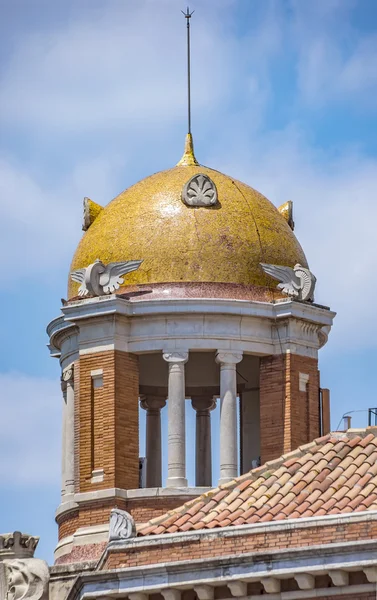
[182,174,218,207]
[70,258,143,297]
[0,533,48,600]
[0,558,49,600]
[0,533,38,561]
[109,509,136,542]
[260,262,316,302]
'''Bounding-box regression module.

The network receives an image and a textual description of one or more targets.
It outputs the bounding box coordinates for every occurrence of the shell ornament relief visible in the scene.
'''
[182,173,218,207]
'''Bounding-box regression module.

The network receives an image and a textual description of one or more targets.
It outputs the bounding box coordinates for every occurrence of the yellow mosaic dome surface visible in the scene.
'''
[68,137,307,298]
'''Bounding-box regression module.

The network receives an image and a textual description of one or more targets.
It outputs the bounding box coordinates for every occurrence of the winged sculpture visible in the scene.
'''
[71,259,143,297]
[260,263,316,302]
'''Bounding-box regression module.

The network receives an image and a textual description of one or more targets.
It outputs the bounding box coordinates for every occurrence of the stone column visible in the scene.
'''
[215,352,243,484]
[60,380,67,497]
[191,396,216,487]
[163,352,189,488]
[61,365,75,496]
[240,389,260,474]
[140,396,166,488]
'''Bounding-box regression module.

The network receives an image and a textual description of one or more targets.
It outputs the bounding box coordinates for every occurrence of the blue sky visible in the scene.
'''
[1,0,377,563]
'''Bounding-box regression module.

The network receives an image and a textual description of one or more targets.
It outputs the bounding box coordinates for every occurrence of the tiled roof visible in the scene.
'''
[137,428,377,536]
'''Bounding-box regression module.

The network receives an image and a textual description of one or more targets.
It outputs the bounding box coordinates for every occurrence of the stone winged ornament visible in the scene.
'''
[260,263,316,302]
[71,259,143,297]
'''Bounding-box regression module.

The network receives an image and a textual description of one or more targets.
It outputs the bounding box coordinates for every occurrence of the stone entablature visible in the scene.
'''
[48,294,335,564]
[48,296,335,366]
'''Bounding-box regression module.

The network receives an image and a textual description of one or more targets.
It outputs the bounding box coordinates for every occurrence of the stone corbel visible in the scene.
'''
[0,558,49,600]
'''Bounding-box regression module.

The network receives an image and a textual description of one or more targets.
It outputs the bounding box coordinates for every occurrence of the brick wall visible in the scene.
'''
[57,496,194,541]
[260,353,320,463]
[78,350,139,492]
[103,519,377,570]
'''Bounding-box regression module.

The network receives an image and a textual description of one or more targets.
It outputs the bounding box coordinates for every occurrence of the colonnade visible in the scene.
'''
[141,351,243,489]
[60,350,244,499]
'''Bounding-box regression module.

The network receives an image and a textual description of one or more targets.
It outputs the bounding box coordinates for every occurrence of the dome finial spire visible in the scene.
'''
[182,6,194,135]
[177,7,199,167]
[177,133,199,166]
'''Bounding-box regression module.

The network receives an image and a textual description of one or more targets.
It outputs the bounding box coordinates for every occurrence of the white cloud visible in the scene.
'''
[0,373,61,485]
[0,0,267,133]
[291,1,377,107]
[0,155,124,286]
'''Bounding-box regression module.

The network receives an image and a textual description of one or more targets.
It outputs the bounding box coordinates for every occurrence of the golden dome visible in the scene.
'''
[68,136,307,299]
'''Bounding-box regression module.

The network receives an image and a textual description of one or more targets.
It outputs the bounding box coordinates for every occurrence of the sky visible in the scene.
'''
[1,0,377,563]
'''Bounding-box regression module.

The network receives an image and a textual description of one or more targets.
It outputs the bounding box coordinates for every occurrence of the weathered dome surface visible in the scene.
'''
[69,146,307,299]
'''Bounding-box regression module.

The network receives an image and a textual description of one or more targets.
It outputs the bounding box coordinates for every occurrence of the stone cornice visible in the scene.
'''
[68,536,377,600]
[48,297,335,361]
[107,509,377,551]
[61,296,335,325]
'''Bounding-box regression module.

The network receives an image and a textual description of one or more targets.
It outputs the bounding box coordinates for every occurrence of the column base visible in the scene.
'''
[166,477,188,488]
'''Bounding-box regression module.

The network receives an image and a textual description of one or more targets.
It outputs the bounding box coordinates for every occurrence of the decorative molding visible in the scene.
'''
[261,577,281,593]
[194,585,214,600]
[215,351,243,365]
[318,325,330,348]
[162,352,189,364]
[140,396,166,412]
[182,174,217,207]
[329,570,349,586]
[71,259,143,297]
[48,296,335,362]
[0,558,49,600]
[295,573,315,590]
[161,590,181,600]
[260,263,316,302]
[191,397,216,413]
[129,594,148,600]
[91,468,104,484]
[227,581,247,597]
[109,509,136,542]
[364,566,377,582]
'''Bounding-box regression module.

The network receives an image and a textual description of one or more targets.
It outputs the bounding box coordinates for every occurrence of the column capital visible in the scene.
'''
[191,396,216,413]
[163,351,189,364]
[215,351,243,365]
[140,396,166,412]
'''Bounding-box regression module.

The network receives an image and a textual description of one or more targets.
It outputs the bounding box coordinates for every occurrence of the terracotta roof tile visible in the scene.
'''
[137,428,377,536]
